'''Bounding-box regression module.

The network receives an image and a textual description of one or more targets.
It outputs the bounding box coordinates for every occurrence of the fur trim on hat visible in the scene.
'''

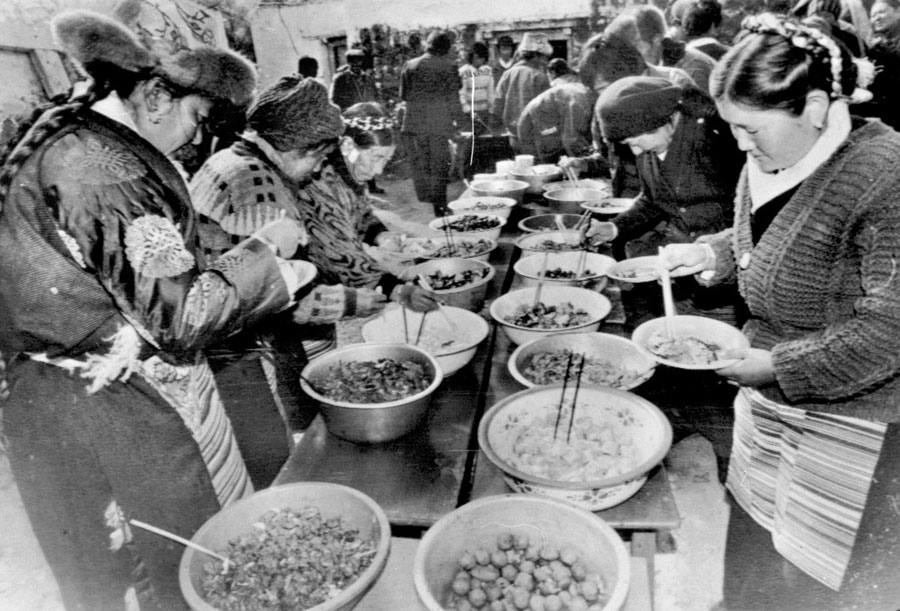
[160,47,257,107]
[52,10,156,74]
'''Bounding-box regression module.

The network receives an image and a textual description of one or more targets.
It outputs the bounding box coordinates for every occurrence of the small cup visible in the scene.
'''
[495,160,516,176]
[514,155,535,171]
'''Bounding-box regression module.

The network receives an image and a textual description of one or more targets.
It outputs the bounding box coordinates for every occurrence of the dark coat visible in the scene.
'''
[330,65,378,110]
[399,52,461,136]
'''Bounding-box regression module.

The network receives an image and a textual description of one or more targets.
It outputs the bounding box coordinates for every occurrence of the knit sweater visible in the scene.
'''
[700,119,900,422]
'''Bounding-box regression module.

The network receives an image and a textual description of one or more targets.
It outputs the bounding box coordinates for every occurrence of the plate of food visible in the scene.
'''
[607,256,662,283]
[631,315,750,370]
[580,197,634,215]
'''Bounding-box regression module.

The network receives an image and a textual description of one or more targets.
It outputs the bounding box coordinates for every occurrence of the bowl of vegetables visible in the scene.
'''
[402,257,495,312]
[419,236,498,263]
[514,251,617,290]
[413,494,631,611]
[448,196,517,221]
[478,385,672,511]
[299,343,444,443]
[489,285,612,346]
[631,314,750,371]
[468,179,530,204]
[508,333,656,391]
[509,163,564,194]
[180,482,391,611]
[428,213,506,242]
[362,305,490,376]
[544,187,610,215]
[517,213,585,233]
[515,229,585,254]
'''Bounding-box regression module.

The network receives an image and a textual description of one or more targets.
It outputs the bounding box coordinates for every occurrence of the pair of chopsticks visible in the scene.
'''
[532,251,551,308]
[657,247,677,338]
[553,352,587,444]
[401,305,427,346]
[131,519,231,571]
[563,165,581,188]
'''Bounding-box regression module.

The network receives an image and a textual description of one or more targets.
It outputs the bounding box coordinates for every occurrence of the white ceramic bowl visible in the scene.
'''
[403,257,495,312]
[632,314,751,370]
[447,196,517,221]
[179,482,391,611]
[514,251,616,290]
[299,343,444,443]
[413,494,631,611]
[509,164,564,194]
[361,305,490,376]
[508,332,656,391]
[478,385,673,511]
[428,213,506,242]
[489,285,612,346]
[468,179,530,204]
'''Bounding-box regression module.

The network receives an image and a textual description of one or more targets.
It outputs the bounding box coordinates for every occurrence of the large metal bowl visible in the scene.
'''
[179,482,391,611]
[478,385,673,511]
[402,257,495,312]
[468,179,529,204]
[508,332,656,391]
[362,305,490,376]
[541,177,611,193]
[509,164,564,194]
[428,213,506,242]
[514,250,616,290]
[447,196,517,221]
[517,213,585,233]
[413,494,631,611]
[300,343,444,443]
[544,187,609,214]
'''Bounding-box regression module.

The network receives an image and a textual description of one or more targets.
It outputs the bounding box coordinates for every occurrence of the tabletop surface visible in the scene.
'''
[275,214,701,533]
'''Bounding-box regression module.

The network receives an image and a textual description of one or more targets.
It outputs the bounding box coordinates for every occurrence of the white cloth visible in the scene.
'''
[747,100,851,212]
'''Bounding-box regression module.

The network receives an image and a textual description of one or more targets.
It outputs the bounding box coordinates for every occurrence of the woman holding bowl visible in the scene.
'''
[660,13,900,609]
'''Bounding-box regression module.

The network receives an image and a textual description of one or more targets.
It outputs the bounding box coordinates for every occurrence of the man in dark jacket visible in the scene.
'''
[400,31,462,216]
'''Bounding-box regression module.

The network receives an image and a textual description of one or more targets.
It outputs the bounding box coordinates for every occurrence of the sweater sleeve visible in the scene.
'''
[772,201,900,402]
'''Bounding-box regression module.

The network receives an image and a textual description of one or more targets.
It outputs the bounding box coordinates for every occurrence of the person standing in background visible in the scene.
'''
[400,31,461,217]
[491,35,517,82]
[682,0,732,60]
[330,48,385,193]
[493,32,553,153]
[459,41,495,131]
[516,58,594,163]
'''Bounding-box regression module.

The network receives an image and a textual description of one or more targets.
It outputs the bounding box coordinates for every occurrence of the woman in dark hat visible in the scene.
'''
[0,10,308,610]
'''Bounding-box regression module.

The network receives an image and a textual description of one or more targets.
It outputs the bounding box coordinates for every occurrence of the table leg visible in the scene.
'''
[630,531,656,608]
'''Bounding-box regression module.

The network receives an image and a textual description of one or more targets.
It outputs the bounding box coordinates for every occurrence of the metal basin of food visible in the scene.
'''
[509,164,564,194]
[544,187,609,214]
[468,179,529,204]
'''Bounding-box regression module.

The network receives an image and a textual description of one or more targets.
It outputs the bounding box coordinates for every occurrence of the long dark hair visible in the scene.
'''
[710,14,857,114]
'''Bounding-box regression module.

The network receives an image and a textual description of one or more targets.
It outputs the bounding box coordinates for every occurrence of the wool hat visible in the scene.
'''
[598,76,682,141]
[51,10,257,107]
[519,32,553,56]
[247,75,344,152]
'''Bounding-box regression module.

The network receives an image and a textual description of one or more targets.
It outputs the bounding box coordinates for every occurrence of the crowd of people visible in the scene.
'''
[1,1,900,610]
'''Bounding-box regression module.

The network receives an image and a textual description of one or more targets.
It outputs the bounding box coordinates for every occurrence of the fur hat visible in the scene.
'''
[598,76,682,141]
[519,32,553,56]
[51,10,256,107]
[247,75,344,152]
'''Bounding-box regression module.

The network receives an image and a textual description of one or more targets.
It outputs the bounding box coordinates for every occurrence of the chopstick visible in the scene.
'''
[413,311,427,346]
[657,247,676,338]
[130,519,231,569]
[566,353,587,444]
[553,352,576,441]
[532,251,550,308]
[564,166,581,188]
[402,306,410,343]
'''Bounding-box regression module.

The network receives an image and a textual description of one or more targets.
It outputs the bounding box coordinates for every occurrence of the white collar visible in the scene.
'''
[747,100,851,212]
[91,92,140,134]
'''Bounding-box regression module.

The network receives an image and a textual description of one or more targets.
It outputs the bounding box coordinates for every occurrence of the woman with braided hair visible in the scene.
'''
[659,13,900,609]
[0,11,312,611]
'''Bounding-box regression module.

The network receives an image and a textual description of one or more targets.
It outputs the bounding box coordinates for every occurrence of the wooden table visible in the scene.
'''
[275,232,694,608]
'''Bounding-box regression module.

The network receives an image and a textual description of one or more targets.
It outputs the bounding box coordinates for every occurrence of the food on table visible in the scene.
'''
[524,166,558,176]
[521,349,646,389]
[201,507,378,611]
[503,402,637,482]
[446,532,610,611]
[315,358,430,403]
[430,239,494,258]
[467,200,510,210]
[504,302,592,329]
[438,215,501,232]
[540,267,595,280]
[377,318,483,353]
[647,332,723,365]
[377,234,437,256]
[425,267,490,291]
[616,266,656,279]
[533,239,583,251]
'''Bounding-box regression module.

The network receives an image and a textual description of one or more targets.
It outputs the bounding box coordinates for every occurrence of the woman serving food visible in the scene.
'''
[660,13,900,609]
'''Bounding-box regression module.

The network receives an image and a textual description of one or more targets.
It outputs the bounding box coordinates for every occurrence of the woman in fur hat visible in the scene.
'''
[0,11,309,611]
